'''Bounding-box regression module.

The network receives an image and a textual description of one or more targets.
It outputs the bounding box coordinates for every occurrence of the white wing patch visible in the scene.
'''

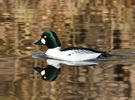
[41,70,45,76]
[41,38,46,44]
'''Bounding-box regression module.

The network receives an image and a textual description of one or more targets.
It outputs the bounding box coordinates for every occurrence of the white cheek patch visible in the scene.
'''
[41,70,45,76]
[41,38,46,44]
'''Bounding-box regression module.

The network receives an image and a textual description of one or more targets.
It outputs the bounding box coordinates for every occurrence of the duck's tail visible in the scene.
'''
[98,52,128,59]
[98,52,111,58]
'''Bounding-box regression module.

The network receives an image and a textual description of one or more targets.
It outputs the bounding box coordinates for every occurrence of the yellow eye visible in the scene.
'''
[44,36,47,38]
[44,76,46,79]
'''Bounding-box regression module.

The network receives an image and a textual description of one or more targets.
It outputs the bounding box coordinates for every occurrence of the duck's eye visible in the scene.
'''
[44,36,47,38]
[44,76,47,79]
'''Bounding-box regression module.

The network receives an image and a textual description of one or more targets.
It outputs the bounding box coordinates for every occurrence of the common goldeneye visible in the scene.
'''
[34,30,110,61]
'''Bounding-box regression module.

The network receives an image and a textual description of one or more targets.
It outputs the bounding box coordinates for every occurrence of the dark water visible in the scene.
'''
[1,0,135,100]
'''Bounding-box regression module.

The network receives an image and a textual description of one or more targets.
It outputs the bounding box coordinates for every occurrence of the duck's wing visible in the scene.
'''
[61,47,111,57]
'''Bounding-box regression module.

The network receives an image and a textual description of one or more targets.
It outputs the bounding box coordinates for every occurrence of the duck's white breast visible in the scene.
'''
[45,47,102,61]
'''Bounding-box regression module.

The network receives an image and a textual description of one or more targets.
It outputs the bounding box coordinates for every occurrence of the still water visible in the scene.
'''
[0,0,135,100]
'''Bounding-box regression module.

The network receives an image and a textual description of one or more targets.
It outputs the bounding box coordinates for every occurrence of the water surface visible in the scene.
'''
[0,0,135,100]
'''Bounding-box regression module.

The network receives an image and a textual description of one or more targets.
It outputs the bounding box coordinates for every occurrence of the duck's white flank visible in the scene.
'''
[45,47,102,61]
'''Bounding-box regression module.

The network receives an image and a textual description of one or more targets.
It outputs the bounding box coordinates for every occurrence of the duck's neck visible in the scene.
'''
[48,47,61,50]
[45,47,61,57]
[46,47,61,53]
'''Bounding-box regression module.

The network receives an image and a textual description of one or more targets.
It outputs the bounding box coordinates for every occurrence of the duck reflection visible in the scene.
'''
[46,58,99,67]
[34,65,60,82]
[33,55,99,82]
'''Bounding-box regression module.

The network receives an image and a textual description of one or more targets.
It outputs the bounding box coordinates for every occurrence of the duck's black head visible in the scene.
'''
[34,30,61,49]
[34,65,60,82]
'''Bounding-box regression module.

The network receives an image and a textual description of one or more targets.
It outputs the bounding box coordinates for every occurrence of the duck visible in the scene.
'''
[34,30,110,61]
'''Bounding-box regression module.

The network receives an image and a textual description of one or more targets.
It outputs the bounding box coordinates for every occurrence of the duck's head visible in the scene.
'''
[34,30,61,48]
[34,65,60,82]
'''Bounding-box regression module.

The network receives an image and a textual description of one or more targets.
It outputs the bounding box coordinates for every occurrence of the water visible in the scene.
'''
[0,0,135,100]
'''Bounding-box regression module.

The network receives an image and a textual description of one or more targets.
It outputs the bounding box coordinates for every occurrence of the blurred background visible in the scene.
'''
[0,0,135,100]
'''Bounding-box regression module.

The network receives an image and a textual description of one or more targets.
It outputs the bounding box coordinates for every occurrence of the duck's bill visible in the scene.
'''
[34,40,43,45]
